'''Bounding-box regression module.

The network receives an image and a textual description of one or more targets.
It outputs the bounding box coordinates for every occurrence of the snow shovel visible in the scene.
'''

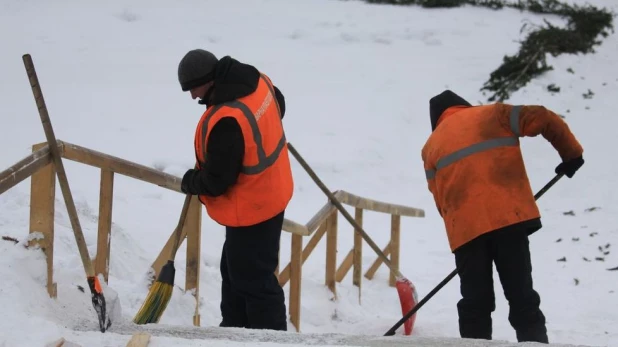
[22,54,111,332]
[383,173,565,336]
[287,142,418,335]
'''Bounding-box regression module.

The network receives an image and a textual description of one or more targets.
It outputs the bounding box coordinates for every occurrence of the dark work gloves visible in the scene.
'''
[181,169,198,194]
[555,156,584,178]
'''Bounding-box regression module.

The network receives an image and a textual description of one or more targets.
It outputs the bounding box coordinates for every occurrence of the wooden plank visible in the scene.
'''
[335,249,354,283]
[325,210,337,298]
[339,191,425,218]
[28,143,57,298]
[304,192,342,233]
[278,222,327,286]
[126,332,151,347]
[289,233,303,332]
[59,140,182,193]
[353,208,363,303]
[95,169,114,283]
[389,215,401,287]
[282,218,310,236]
[184,196,202,327]
[364,242,390,280]
[0,145,53,195]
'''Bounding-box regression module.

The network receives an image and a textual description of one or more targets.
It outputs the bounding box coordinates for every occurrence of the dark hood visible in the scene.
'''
[429,90,472,131]
[199,55,260,106]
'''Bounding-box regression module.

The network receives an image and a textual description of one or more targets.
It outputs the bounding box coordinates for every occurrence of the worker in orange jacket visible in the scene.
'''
[421,90,584,343]
[177,49,293,331]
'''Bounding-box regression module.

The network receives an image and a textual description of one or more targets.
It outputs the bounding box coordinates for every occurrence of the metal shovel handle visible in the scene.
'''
[384,173,564,336]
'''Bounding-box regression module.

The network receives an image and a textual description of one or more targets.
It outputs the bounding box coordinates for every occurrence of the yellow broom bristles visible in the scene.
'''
[132,281,173,324]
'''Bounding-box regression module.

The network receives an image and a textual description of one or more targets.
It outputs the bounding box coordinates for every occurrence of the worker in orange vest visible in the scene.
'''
[421,90,584,343]
[177,49,294,331]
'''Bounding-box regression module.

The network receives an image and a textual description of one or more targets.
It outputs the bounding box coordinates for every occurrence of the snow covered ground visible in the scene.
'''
[1,0,617,346]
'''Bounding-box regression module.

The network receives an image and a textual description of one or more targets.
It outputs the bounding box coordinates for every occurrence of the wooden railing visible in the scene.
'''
[0,140,425,332]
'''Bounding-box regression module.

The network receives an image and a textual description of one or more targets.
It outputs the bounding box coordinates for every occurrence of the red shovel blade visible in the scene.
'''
[395,276,418,335]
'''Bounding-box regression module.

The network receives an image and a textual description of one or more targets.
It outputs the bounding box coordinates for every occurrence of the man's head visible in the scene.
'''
[429,90,472,131]
[178,49,219,100]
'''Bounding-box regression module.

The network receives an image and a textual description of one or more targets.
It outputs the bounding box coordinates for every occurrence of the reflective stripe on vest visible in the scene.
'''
[199,76,286,175]
[425,105,522,180]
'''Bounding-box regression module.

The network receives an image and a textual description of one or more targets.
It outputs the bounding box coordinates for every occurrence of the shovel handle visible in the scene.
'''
[384,173,564,336]
[22,54,96,280]
[287,143,402,277]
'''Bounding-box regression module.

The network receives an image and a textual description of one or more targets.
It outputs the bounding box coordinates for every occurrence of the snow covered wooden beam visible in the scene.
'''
[282,218,310,236]
[338,191,425,218]
[0,143,57,195]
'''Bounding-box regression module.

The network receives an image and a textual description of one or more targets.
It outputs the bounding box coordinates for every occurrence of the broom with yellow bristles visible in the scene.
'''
[133,194,193,324]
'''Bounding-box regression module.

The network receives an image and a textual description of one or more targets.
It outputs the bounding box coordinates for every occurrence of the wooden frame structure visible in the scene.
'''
[0,140,425,332]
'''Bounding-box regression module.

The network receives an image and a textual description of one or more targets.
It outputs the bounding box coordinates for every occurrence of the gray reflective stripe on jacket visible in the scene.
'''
[425,105,522,180]
[200,76,285,175]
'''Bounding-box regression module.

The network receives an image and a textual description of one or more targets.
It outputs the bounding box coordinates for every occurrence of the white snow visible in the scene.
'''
[1,0,617,346]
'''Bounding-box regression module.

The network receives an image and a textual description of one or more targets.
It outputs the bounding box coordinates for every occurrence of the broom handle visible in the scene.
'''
[287,143,403,278]
[170,194,193,260]
[22,54,95,279]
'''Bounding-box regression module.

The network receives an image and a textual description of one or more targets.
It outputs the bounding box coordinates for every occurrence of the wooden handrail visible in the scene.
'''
[0,139,428,334]
[42,140,424,236]
[59,140,182,193]
[339,191,425,218]
[0,141,426,236]
[0,144,57,195]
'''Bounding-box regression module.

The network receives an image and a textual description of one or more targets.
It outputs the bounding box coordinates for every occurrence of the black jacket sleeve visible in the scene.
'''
[274,85,285,119]
[182,117,244,197]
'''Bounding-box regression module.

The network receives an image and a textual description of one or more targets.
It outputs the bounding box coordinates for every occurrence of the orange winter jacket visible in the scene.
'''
[422,103,583,252]
[194,73,294,227]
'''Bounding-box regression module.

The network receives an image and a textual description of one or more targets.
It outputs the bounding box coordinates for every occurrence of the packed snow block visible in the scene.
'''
[45,337,82,347]
[100,274,123,324]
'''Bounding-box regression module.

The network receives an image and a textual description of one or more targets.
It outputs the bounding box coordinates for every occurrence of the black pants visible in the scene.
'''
[219,211,287,331]
[454,227,548,343]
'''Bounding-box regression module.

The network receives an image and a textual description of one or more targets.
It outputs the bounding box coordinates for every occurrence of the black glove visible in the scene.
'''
[181,169,197,194]
[555,156,584,178]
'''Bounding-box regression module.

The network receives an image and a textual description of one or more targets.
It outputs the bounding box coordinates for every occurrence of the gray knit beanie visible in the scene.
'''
[178,49,219,91]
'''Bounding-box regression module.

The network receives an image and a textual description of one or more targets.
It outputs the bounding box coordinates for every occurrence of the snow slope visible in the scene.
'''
[1,0,617,346]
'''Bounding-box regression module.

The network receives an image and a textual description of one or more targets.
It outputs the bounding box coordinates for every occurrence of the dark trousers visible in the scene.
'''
[454,227,548,343]
[219,211,287,331]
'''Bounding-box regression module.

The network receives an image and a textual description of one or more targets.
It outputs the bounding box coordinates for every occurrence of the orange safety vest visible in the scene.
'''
[193,73,294,227]
[422,103,583,252]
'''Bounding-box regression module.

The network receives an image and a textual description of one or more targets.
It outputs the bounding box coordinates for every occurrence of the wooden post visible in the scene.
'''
[289,233,302,332]
[325,210,337,298]
[95,169,114,283]
[184,196,202,327]
[389,214,401,287]
[278,222,327,286]
[28,142,57,298]
[353,208,363,303]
